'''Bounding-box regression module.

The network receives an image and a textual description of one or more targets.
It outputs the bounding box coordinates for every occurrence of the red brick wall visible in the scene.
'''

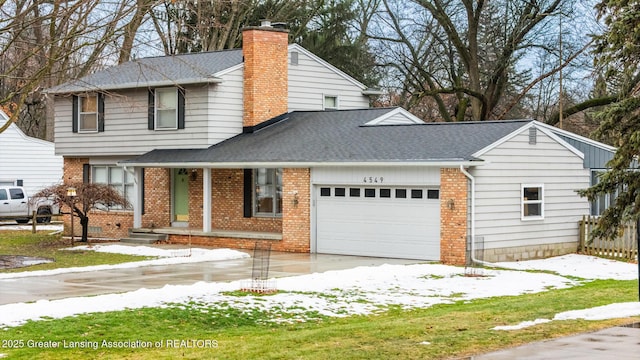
[282,168,311,252]
[142,168,171,229]
[242,26,288,127]
[188,168,203,228]
[170,168,310,253]
[211,169,282,232]
[440,168,468,265]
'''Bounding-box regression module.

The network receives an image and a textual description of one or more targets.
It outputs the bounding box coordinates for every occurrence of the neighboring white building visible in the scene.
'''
[0,110,63,195]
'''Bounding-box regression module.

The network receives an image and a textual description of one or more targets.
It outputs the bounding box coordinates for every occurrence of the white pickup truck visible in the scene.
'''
[0,186,59,224]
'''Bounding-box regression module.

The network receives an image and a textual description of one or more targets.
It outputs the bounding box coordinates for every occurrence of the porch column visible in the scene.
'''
[203,168,212,232]
[133,167,143,228]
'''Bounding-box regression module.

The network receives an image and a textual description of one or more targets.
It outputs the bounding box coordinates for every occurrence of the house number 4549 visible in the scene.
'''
[363,177,383,183]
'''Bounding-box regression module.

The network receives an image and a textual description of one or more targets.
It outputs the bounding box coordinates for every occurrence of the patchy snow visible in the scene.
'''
[0,251,638,330]
[495,254,638,280]
[0,223,63,231]
[0,245,249,280]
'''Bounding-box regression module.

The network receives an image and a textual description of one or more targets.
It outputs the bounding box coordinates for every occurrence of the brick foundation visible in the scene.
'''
[440,168,468,265]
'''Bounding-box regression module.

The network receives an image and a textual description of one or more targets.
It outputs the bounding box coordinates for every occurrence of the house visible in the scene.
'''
[0,109,63,195]
[46,22,615,264]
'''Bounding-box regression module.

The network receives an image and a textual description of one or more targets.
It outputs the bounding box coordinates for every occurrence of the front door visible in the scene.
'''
[173,168,189,224]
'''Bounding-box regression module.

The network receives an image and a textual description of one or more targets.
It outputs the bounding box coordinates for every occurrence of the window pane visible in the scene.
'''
[364,188,375,197]
[427,189,439,199]
[81,96,97,112]
[523,187,540,201]
[157,109,176,128]
[350,188,360,197]
[94,167,108,183]
[110,167,123,185]
[335,188,345,197]
[526,203,542,216]
[324,96,337,109]
[396,189,407,198]
[320,187,331,196]
[0,189,6,200]
[411,189,423,199]
[80,114,97,131]
[157,88,177,109]
[9,188,24,199]
[380,189,391,198]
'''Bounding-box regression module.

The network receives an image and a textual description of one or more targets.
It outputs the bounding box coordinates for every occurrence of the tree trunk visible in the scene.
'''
[80,215,89,242]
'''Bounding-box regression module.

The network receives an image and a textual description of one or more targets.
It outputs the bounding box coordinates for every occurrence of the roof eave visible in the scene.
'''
[45,77,224,94]
[118,160,485,168]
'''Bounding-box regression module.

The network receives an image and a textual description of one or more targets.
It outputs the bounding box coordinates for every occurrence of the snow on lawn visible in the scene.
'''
[0,244,250,280]
[495,254,638,280]
[1,252,638,329]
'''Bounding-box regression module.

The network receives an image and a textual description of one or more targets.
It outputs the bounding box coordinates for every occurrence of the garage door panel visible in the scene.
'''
[316,186,440,260]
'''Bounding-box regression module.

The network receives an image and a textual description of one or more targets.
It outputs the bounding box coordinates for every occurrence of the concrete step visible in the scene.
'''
[120,231,167,244]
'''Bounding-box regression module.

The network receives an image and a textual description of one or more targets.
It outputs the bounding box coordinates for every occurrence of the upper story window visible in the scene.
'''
[156,88,178,129]
[324,95,338,110]
[92,165,134,210]
[254,168,282,217]
[72,94,104,133]
[148,87,185,130]
[522,184,544,220]
[79,95,98,132]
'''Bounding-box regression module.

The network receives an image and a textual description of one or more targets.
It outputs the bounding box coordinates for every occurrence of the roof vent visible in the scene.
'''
[529,127,537,145]
[260,19,272,27]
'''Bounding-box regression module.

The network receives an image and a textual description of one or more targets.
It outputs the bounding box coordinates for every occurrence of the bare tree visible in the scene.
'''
[0,0,156,139]
[34,183,129,243]
[370,0,593,122]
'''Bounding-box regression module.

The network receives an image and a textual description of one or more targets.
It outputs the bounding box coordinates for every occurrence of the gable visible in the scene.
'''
[363,108,424,125]
[473,121,584,161]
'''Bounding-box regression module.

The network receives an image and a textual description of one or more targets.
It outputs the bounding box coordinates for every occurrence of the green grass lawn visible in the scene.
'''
[0,230,153,272]
[1,280,637,359]
[0,231,638,359]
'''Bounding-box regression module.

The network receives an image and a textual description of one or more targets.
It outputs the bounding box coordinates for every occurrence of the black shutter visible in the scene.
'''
[243,169,253,218]
[148,89,155,130]
[177,88,185,129]
[83,164,90,184]
[72,95,79,133]
[140,168,145,215]
[97,93,105,132]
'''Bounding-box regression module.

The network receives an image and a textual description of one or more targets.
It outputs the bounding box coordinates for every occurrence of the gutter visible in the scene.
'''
[459,165,496,267]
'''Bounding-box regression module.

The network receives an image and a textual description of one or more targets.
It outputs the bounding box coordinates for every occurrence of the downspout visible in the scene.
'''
[459,165,496,267]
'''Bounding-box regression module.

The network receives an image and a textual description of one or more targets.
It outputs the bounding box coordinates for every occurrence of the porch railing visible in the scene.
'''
[579,215,638,260]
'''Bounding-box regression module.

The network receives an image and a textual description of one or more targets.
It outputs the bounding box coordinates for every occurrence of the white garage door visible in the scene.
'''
[316,186,440,260]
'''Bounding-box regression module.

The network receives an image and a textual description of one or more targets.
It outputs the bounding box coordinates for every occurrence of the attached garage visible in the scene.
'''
[312,167,442,261]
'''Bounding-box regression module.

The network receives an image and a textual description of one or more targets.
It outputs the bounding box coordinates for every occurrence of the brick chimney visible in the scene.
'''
[242,20,289,128]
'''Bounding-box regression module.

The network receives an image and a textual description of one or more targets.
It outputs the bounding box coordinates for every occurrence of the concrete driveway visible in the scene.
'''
[0,250,419,305]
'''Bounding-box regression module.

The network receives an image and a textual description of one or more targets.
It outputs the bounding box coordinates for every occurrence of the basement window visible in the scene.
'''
[522,184,544,220]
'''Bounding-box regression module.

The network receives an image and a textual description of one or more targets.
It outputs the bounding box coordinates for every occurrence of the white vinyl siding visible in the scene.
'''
[288,48,369,111]
[471,129,590,250]
[207,68,244,144]
[0,123,63,195]
[55,85,235,156]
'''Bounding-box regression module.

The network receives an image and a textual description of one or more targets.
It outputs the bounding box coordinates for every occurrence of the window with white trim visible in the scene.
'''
[323,95,338,110]
[92,165,134,210]
[254,168,282,216]
[522,184,544,220]
[78,95,98,132]
[156,87,178,129]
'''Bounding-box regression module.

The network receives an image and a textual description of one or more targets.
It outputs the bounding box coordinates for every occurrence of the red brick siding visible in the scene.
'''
[141,168,171,229]
[211,169,282,233]
[440,168,468,265]
[242,27,288,127]
[282,168,311,252]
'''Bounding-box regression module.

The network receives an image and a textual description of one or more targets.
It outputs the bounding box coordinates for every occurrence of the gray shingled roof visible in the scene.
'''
[123,108,531,166]
[47,50,243,93]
